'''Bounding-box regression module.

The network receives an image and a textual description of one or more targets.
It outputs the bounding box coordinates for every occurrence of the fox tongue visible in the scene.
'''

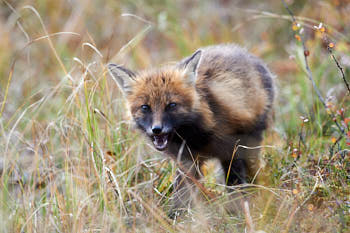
[153,135,168,150]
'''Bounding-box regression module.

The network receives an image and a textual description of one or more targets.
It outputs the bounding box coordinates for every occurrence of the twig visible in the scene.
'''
[282,201,298,233]
[329,135,342,157]
[242,200,255,233]
[281,0,296,22]
[282,0,326,106]
[283,177,319,233]
[328,48,350,95]
[226,140,239,185]
[105,167,121,199]
[281,0,346,136]
[320,32,350,95]
[128,190,179,233]
[175,159,216,200]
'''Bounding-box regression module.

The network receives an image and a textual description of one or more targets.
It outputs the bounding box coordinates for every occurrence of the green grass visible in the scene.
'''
[1,0,349,232]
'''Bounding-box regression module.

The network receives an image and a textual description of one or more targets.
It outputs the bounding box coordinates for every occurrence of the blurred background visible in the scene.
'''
[0,0,349,232]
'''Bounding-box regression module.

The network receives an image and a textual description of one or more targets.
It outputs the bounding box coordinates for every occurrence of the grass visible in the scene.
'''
[0,0,349,232]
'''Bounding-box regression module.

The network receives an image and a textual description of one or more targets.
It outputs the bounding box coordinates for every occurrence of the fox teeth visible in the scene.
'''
[152,135,168,150]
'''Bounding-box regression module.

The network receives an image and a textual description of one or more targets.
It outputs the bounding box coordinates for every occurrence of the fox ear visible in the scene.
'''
[179,50,202,86]
[108,64,135,95]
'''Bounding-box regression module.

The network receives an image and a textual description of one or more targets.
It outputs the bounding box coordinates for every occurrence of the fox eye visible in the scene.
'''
[166,102,177,110]
[141,104,151,112]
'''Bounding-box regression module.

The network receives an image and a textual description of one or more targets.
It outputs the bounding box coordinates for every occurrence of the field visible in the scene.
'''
[1,0,349,232]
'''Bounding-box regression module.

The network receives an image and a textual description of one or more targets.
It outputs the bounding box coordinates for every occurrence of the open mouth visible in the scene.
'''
[152,134,169,151]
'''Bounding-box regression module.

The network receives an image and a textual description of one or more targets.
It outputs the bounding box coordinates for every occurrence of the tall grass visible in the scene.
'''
[0,0,349,232]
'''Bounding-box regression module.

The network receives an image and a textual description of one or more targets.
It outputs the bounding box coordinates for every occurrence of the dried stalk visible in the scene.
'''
[281,0,345,137]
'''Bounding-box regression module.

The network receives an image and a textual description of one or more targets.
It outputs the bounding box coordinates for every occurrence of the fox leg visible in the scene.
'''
[221,159,248,186]
[219,159,248,215]
[221,146,263,186]
[222,134,264,186]
[220,140,264,214]
[169,159,202,218]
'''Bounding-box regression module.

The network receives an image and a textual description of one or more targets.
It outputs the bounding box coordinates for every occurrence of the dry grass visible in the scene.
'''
[1,0,349,232]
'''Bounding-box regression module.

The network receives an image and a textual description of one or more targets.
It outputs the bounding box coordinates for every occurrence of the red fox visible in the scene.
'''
[108,44,274,215]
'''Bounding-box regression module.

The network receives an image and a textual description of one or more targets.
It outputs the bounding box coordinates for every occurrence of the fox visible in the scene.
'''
[108,44,274,216]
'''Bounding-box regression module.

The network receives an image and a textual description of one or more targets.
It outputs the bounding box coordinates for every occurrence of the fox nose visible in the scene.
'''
[152,126,162,135]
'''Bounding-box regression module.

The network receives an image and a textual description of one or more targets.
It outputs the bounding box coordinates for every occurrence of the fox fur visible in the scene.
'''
[108,44,275,215]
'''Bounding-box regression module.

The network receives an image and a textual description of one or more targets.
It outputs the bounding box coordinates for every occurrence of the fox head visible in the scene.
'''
[108,50,208,151]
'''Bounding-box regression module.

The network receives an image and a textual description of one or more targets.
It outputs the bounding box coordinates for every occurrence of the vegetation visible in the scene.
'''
[0,0,349,232]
